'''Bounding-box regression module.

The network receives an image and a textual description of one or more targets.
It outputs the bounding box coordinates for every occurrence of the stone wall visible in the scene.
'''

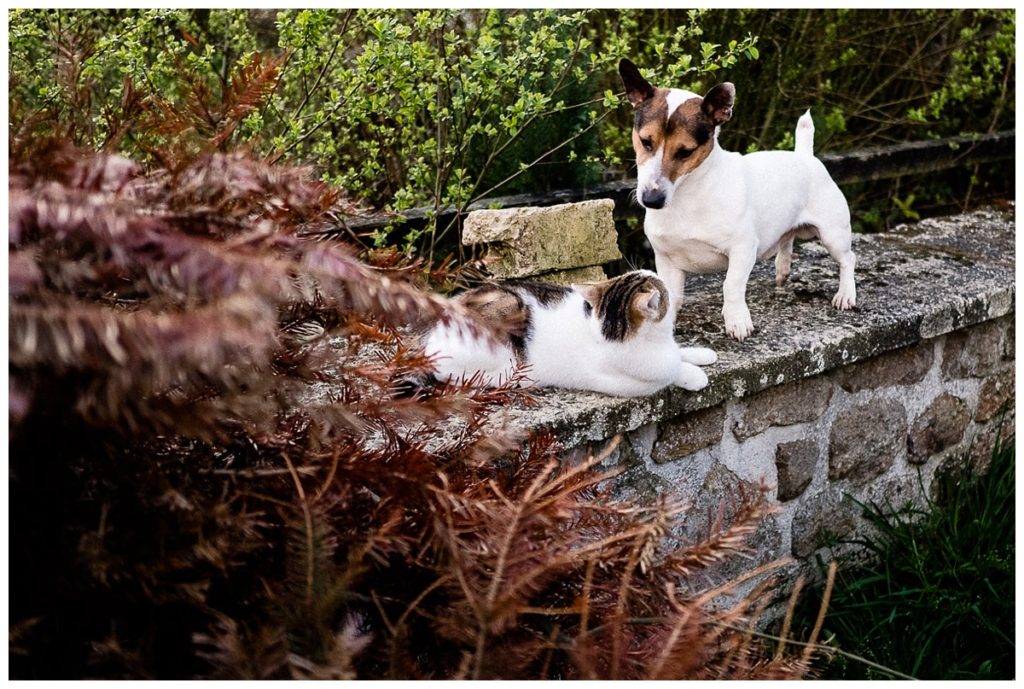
[610,314,1012,570]
[492,204,1015,594]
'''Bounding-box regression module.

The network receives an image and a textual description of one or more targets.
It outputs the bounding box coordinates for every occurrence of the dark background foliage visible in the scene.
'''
[10,8,1014,252]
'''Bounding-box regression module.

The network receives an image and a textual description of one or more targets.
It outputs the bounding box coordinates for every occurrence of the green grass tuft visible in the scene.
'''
[807,432,1015,680]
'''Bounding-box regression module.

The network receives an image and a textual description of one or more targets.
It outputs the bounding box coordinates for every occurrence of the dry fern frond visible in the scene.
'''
[194,616,289,680]
[660,481,775,578]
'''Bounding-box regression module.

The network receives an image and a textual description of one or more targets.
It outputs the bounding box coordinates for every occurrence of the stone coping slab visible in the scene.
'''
[462,199,621,280]
[487,205,1015,448]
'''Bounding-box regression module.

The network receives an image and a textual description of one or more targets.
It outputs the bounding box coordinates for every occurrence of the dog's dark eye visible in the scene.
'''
[641,137,653,151]
[674,147,694,160]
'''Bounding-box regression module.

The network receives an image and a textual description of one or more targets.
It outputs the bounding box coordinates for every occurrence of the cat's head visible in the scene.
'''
[574,270,670,342]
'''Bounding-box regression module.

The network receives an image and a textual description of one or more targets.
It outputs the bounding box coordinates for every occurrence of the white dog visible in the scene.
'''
[618,58,856,341]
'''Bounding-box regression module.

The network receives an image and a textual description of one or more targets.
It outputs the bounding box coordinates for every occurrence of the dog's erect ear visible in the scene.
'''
[702,82,735,126]
[618,58,655,108]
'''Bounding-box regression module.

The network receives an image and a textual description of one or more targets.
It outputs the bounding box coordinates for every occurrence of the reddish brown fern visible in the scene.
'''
[9,42,827,680]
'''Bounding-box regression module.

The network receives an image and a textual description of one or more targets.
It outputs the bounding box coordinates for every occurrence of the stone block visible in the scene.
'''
[836,343,934,393]
[829,399,906,482]
[975,370,1015,423]
[867,473,921,510]
[941,319,1007,380]
[933,411,1013,501]
[969,412,1014,474]
[732,378,833,441]
[681,466,781,579]
[791,488,862,558]
[527,265,607,286]
[1001,318,1014,361]
[774,440,818,502]
[907,392,970,463]
[463,199,622,279]
[652,404,726,464]
[612,462,673,506]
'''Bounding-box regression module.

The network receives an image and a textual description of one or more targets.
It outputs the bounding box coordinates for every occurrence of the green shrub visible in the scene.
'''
[8,8,757,255]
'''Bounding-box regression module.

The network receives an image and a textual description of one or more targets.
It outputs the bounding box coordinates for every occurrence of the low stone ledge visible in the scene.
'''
[499,205,1014,448]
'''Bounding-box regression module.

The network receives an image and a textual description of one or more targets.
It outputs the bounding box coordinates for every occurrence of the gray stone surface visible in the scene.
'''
[775,440,818,501]
[907,392,970,463]
[866,472,922,511]
[791,488,863,558]
[829,399,907,482]
[462,199,621,279]
[732,378,833,440]
[970,413,1015,473]
[679,466,781,574]
[497,206,1014,449]
[941,318,1008,380]
[975,370,1015,423]
[651,404,726,463]
[837,343,934,392]
[1001,317,1014,360]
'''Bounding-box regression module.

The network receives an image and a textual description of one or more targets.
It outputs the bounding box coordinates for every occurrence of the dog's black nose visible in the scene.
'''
[641,189,666,209]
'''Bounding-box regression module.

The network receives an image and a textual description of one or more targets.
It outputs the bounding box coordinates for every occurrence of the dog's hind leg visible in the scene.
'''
[818,224,857,310]
[774,233,795,286]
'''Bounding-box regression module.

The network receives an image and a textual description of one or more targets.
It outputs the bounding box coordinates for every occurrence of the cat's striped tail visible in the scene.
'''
[390,373,439,400]
[794,109,814,156]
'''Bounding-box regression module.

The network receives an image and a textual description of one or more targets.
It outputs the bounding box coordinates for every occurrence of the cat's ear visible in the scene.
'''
[635,289,663,319]
[573,283,605,310]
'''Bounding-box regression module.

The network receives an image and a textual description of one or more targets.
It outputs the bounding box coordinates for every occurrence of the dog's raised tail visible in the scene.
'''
[794,109,814,156]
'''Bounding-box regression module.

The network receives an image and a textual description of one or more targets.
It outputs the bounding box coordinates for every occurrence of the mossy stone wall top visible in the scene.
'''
[496,205,1015,447]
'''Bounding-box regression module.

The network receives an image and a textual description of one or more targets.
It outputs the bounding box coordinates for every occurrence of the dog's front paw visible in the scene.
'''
[679,346,718,366]
[677,362,709,391]
[832,285,857,310]
[723,303,754,341]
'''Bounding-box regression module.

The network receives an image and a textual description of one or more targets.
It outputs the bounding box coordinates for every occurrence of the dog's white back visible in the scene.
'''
[646,143,851,267]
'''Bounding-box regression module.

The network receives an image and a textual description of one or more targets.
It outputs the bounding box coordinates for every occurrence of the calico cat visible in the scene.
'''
[418,270,716,397]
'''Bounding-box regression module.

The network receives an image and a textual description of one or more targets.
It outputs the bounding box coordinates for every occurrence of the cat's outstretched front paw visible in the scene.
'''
[679,346,717,366]
[677,362,709,391]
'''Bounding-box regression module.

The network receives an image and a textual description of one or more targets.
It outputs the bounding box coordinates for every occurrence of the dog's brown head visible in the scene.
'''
[618,58,734,209]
